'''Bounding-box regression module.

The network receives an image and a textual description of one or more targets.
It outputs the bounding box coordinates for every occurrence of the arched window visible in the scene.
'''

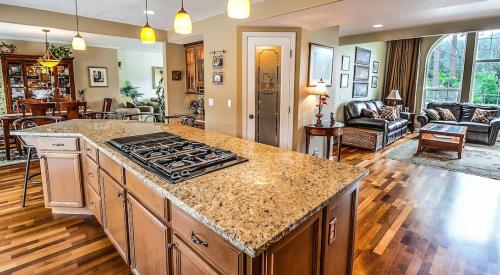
[423,33,467,107]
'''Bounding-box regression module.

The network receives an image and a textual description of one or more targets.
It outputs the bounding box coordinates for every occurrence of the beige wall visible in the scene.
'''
[1,39,122,111]
[295,32,387,155]
[165,42,197,115]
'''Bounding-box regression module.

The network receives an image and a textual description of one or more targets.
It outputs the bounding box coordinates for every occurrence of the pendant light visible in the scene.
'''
[174,0,192,34]
[227,0,250,19]
[140,0,156,43]
[38,29,60,68]
[72,0,86,50]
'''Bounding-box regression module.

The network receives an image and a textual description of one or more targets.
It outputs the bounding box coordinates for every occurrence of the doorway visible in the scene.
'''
[242,32,296,150]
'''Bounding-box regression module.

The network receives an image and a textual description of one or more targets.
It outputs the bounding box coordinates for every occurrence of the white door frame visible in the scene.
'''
[242,32,296,150]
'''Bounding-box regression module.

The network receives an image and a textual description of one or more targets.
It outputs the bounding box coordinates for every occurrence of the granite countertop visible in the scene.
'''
[14,120,368,257]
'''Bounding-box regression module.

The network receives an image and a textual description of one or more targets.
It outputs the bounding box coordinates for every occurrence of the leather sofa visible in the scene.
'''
[344,100,409,146]
[417,102,500,145]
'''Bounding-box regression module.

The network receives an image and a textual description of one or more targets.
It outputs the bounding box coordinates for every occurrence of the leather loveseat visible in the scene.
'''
[417,102,500,145]
[344,100,409,147]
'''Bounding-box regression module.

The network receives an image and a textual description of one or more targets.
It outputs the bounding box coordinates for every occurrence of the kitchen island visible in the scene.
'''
[14,120,368,275]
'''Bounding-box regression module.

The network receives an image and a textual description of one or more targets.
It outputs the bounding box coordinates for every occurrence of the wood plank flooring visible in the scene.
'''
[0,135,499,274]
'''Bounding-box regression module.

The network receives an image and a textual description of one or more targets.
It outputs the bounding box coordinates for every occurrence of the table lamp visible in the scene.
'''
[311,79,329,127]
[386,89,402,106]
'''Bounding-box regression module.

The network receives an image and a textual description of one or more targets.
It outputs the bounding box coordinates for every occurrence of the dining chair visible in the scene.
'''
[165,115,196,126]
[102,98,113,112]
[13,116,63,207]
[58,101,87,120]
[15,99,46,113]
[22,102,56,117]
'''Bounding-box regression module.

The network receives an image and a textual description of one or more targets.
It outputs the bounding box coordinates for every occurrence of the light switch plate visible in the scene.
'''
[227,99,232,108]
[208,98,214,106]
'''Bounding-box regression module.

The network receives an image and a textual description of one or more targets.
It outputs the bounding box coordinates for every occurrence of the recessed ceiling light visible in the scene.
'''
[144,10,155,15]
[373,24,384,28]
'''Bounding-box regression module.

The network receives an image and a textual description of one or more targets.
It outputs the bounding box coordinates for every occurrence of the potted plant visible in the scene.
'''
[120,81,144,105]
[0,42,16,54]
[49,44,72,59]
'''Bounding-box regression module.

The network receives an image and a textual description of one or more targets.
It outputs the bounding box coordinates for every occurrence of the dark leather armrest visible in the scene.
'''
[488,118,500,145]
[490,117,500,127]
[400,112,411,120]
[417,113,429,127]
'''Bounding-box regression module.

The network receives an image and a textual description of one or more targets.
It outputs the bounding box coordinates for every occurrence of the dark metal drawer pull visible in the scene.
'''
[191,231,208,247]
[52,143,65,147]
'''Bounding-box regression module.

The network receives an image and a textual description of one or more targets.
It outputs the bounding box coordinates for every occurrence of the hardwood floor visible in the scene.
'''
[0,136,499,274]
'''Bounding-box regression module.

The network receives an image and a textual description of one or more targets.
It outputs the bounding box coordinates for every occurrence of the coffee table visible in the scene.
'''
[417,123,468,159]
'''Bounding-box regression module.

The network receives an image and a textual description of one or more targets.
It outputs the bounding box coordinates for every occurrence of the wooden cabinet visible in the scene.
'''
[86,184,102,224]
[171,234,219,275]
[101,171,129,264]
[185,42,204,94]
[128,195,170,275]
[40,152,84,208]
[0,54,76,113]
[264,211,322,275]
[322,183,358,275]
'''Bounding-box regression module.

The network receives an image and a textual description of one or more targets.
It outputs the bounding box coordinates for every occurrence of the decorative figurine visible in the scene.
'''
[330,112,336,126]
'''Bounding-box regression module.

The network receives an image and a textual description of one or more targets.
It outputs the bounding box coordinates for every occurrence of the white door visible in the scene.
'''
[243,32,295,150]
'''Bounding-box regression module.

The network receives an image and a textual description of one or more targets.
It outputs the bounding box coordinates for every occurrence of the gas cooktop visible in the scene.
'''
[106,132,248,184]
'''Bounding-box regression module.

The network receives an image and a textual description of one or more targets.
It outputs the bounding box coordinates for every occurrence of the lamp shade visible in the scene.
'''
[174,9,192,34]
[140,24,156,43]
[72,34,86,50]
[386,89,402,100]
[310,79,329,97]
[227,0,250,19]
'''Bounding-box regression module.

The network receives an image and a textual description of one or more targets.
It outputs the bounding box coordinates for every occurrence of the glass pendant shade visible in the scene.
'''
[38,29,60,68]
[174,8,192,34]
[72,34,86,50]
[227,0,250,19]
[140,24,156,43]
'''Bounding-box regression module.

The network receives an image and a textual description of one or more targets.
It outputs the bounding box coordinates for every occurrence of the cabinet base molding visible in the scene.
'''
[52,207,93,215]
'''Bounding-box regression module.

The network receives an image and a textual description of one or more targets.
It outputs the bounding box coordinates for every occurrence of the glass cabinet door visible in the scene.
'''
[56,64,72,99]
[25,62,54,100]
[185,47,196,93]
[195,45,204,94]
[7,62,25,112]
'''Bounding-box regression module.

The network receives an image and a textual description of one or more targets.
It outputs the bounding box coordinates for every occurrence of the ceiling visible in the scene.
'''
[0,22,163,53]
[245,0,500,36]
[0,0,234,30]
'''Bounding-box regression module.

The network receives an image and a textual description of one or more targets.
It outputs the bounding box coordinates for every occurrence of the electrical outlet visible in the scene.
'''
[227,99,232,108]
[208,98,214,106]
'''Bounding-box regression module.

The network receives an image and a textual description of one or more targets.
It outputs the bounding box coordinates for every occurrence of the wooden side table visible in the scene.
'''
[402,112,415,133]
[305,122,344,161]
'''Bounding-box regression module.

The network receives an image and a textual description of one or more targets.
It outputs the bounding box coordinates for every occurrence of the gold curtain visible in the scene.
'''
[383,38,421,112]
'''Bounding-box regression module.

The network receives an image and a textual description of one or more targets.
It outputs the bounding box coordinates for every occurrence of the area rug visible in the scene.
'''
[0,149,29,167]
[385,137,500,180]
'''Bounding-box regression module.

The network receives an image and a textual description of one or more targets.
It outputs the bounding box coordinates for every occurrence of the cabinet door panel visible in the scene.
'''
[86,184,102,224]
[172,235,219,275]
[128,195,169,275]
[40,152,83,208]
[101,171,129,264]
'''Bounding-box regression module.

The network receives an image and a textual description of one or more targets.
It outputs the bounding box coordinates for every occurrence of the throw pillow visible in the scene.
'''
[436,107,456,121]
[471,108,497,124]
[423,108,441,120]
[126,102,136,108]
[361,108,381,119]
[379,106,399,121]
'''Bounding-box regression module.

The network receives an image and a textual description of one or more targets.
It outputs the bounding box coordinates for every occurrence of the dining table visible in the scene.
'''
[1,109,88,160]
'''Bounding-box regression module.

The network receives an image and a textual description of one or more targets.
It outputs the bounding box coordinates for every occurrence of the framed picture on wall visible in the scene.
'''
[355,47,371,65]
[341,56,350,71]
[212,72,223,85]
[88,67,108,87]
[354,65,370,81]
[371,76,378,88]
[340,74,349,88]
[152,67,164,89]
[172,70,182,81]
[353,82,369,98]
[308,43,334,87]
[372,61,380,73]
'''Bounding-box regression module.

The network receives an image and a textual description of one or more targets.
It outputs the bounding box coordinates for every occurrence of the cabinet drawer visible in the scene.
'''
[86,184,102,224]
[99,151,123,184]
[171,206,241,275]
[39,137,79,151]
[84,155,100,195]
[83,139,98,162]
[126,170,168,222]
